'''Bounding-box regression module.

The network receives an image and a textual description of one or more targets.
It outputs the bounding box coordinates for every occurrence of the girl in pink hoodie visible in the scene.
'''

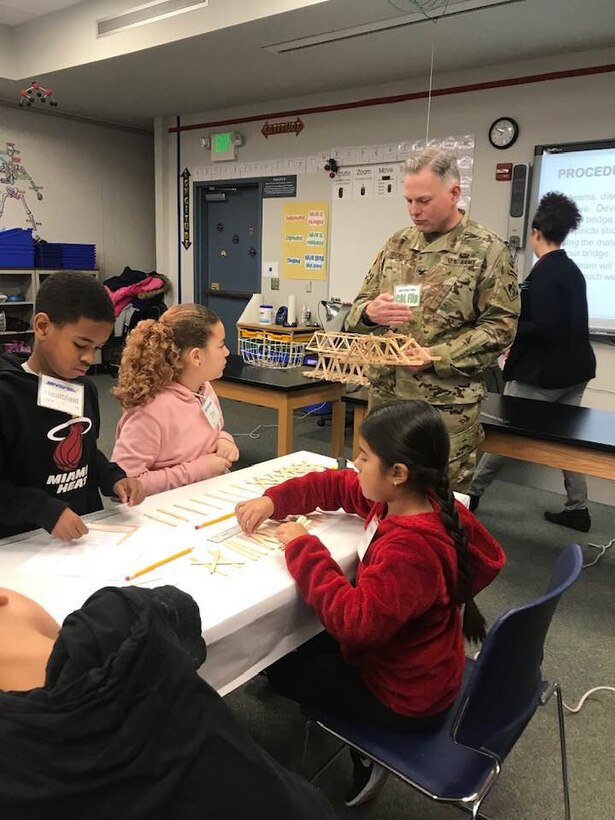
[112,304,238,496]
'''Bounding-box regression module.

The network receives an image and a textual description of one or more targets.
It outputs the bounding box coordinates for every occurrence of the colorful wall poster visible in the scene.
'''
[281,201,329,280]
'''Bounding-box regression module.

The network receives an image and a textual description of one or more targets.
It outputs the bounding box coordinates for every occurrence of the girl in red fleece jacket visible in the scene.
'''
[236,400,505,805]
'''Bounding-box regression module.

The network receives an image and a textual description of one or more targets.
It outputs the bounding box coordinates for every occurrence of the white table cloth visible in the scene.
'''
[0,451,363,696]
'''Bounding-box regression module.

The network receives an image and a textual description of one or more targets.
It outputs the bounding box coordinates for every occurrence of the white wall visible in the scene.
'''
[155,44,615,505]
[0,26,11,76]
[1,105,155,279]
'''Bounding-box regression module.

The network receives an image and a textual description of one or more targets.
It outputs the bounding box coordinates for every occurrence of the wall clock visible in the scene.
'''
[489,117,519,149]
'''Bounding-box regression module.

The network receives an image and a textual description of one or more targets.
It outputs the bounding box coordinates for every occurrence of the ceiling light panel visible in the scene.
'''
[97,0,208,37]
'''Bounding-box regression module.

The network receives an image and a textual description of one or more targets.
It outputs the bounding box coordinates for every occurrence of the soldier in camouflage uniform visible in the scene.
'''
[345,149,520,491]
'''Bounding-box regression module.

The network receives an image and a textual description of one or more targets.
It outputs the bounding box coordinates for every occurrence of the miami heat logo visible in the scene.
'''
[48,417,92,471]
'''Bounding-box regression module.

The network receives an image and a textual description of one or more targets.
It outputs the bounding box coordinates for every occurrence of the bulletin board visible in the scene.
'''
[281,201,329,280]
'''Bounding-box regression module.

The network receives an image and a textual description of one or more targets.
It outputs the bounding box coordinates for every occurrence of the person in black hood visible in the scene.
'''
[0,271,144,541]
[0,584,338,820]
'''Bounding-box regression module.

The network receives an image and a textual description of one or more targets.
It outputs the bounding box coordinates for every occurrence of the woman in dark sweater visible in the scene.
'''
[470,192,596,532]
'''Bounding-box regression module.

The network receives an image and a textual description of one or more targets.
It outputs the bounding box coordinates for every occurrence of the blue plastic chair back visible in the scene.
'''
[453,543,583,759]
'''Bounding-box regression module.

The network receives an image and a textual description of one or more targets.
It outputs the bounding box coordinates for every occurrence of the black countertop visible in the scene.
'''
[342,389,615,453]
[480,393,615,452]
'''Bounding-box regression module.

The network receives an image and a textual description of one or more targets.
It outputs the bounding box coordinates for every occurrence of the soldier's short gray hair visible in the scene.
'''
[402,149,460,185]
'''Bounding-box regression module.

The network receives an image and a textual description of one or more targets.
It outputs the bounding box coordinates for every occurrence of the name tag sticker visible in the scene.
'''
[202,397,221,428]
[37,374,85,417]
[394,284,422,307]
[358,515,379,561]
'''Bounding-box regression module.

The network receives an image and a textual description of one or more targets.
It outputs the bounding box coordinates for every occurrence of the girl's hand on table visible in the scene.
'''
[235,497,274,535]
[275,522,308,547]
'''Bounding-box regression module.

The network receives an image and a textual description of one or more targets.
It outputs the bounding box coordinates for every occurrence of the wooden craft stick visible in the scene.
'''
[88,522,136,532]
[203,489,245,504]
[251,530,278,543]
[252,529,278,540]
[117,529,138,545]
[233,537,270,556]
[194,511,236,530]
[225,539,261,560]
[130,575,163,587]
[156,508,189,522]
[206,548,220,574]
[254,527,280,542]
[229,485,257,498]
[196,497,225,509]
[143,512,177,527]
[217,548,245,566]
[174,503,207,515]
[249,534,277,550]
[253,477,276,487]
[125,548,192,581]
[190,556,245,567]
[189,497,222,509]
[224,544,259,562]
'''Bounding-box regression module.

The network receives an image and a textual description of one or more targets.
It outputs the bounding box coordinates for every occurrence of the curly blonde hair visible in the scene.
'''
[113,303,220,408]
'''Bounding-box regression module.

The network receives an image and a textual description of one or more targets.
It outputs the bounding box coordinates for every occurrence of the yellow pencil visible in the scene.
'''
[194,510,236,530]
[125,547,193,581]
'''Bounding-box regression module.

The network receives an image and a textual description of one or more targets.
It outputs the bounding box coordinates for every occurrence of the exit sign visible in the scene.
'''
[211,132,237,162]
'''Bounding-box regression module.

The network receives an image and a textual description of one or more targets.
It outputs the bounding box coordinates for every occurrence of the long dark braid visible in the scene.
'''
[432,471,486,643]
[361,399,487,644]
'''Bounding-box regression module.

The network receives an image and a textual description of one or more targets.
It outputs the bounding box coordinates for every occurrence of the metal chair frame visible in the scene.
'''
[302,544,581,819]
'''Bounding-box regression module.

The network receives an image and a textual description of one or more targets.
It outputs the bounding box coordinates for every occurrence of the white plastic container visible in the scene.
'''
[259,304,273,325]
[287,294,297,325]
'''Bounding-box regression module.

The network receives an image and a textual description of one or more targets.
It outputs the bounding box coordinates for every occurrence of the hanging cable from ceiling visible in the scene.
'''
[388,0,453,18]
[408,0,453,143]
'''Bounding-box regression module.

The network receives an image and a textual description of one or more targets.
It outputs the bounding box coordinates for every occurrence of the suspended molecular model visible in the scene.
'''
[19,81,58,108]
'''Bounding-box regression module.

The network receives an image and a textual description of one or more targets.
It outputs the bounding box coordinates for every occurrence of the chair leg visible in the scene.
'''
[472,802,490,820]
[301,719,348,783]
[299,720,314,777]
[554,683,572,820]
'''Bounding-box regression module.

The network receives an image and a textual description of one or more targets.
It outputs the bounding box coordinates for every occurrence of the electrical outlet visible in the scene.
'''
[305,281,312,293]
[271,277,279,290]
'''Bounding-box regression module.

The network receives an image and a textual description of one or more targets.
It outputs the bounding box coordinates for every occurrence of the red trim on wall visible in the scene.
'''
[168,62,615,134]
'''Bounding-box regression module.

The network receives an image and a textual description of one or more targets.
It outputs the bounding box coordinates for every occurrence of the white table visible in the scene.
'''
[0,452,363,696]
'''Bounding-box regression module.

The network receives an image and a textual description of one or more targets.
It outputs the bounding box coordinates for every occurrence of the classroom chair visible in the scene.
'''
[301,542,583,819]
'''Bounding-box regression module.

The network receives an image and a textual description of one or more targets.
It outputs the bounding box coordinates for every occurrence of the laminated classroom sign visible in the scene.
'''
[281,201,329,280]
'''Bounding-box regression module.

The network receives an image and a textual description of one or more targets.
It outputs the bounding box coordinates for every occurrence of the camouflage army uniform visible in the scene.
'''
[345,210,520,491]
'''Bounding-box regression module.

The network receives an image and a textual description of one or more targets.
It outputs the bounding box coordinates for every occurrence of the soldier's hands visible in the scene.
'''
[365,293,412,328]
[51,508,89,541]
[404,344,434,374]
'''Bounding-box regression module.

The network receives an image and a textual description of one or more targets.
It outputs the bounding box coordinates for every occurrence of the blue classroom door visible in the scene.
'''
[196,182,261,353]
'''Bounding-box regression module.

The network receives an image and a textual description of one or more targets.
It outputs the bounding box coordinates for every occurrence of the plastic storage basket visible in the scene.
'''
[239,329,307,369]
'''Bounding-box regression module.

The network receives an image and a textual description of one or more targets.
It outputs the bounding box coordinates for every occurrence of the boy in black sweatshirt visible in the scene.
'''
[0,584,337,819]
[0,271,143,541]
